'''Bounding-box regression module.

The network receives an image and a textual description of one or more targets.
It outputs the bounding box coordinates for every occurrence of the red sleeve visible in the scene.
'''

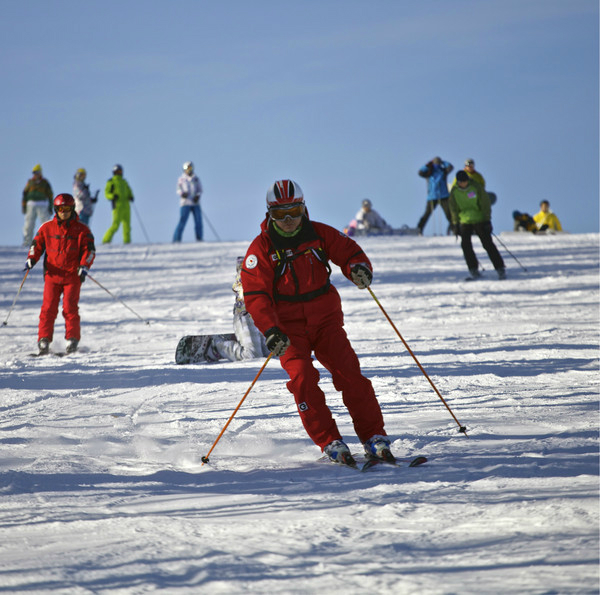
[28,223,48,263]
[78,224,96,268]
[313,222,372,280]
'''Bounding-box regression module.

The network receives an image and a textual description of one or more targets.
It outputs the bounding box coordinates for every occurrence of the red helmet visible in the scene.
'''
[266,180,304,208]
[53,193,75,209]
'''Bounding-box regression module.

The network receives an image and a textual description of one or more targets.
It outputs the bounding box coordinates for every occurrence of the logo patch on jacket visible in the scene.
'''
[245,254,258,269]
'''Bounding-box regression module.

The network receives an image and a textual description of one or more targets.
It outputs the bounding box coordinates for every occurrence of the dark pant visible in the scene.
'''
[459,222,505,271]
[418,198,452,232]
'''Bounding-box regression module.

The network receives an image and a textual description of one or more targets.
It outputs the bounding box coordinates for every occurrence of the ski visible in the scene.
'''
[30,351,67,358]
[319,453,427,472]
[361,455,428,472]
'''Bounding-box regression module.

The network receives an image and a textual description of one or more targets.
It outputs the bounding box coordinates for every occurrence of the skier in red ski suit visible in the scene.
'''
[241,180,395,466]
[26,193,96,355]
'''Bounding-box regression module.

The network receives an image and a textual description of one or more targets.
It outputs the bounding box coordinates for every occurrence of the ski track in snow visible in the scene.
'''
[0,233,598,594]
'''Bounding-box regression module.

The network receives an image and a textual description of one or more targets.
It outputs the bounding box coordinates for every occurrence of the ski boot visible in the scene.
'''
[324,439,357,467]
[363,435,395,463]
[66,338,79,354]
[38,338,50,355]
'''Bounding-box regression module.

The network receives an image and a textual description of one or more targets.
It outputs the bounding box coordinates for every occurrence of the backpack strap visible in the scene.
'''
[271,244,332,303]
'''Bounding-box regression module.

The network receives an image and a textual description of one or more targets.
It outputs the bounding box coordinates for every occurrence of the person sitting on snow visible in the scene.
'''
[533,200,562,232]
[201,257,270,362]
[354,199,391,235]
[513,210,538,232]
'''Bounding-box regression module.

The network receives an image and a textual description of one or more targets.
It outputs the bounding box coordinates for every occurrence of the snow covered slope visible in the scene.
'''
[0,232,598,594]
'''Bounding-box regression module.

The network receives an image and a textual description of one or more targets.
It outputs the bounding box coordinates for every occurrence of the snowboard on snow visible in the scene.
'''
[175,333,236,365]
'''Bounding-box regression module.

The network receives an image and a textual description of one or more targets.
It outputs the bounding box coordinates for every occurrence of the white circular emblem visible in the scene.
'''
[245,254,258,269]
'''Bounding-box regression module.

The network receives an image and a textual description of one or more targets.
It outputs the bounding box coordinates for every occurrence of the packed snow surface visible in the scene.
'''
[0,232,598,594]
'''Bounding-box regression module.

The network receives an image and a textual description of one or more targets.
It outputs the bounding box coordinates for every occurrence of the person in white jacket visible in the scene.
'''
[173,161,203,242]
[205,256,270,362]
[355,199,391,235]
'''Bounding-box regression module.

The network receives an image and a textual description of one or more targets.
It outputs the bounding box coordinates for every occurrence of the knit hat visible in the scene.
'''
[456,170,469,183]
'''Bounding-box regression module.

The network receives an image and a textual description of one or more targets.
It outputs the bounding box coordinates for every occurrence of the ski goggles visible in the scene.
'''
[268,203,305,221]
[56,206,73,213]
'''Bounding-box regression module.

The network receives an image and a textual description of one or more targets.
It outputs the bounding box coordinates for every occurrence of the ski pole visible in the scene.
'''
[132,202,151,244]
[87,273,150,325]
[200,207,222,242]
[2,269,30,327]
[201,352,274,465]
[367,286,468,437]
[493,233,528,272]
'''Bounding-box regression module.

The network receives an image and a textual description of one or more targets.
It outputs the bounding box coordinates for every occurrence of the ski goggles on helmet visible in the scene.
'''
[268,203,305,221]
[56,205,73,213]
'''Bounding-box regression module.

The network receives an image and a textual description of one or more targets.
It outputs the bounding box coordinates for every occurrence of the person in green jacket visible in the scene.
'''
[102,164,134,244]
[449,170,505,280]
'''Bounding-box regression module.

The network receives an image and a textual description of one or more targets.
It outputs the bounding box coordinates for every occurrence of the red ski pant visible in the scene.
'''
[38,277,81,342]
[279,315,386,450]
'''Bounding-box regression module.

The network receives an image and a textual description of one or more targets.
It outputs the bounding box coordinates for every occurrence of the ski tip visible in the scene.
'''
[341,452,358,468]
[408,456,428,467]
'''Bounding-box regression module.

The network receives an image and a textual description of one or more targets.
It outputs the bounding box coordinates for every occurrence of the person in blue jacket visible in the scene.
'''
[417,156,454,235]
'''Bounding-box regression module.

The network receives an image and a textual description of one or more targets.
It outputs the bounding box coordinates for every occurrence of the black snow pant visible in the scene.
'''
[417,198,452,233]
[459,222,505,272]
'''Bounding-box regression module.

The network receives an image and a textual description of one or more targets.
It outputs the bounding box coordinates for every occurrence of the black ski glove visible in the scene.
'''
[111,199,117,210]
[350,264,372,289]
[264,326,290,356]
[77,266,89,282]
[24,258,35,271]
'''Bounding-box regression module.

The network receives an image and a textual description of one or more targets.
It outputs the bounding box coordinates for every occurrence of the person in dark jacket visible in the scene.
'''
[241,179,394,467]
[22,164,53,246]
[25,193,96,354]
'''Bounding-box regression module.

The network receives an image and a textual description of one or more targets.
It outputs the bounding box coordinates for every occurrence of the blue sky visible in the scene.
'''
[1,0,598,245]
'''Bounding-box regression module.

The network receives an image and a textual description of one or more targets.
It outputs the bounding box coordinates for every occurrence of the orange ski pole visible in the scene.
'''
[367,286,468,437]
[201,352,274,464]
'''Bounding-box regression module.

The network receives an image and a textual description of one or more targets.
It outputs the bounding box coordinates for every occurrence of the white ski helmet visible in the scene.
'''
[183,161,194,173]
[266,180,304,208]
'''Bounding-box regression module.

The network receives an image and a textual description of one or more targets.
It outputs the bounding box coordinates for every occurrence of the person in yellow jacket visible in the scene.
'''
[451,159,486,188]
[102,164,134,244]
[533,200,562,232]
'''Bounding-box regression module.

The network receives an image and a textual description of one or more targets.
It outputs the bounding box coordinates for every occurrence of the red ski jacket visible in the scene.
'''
[29,215,96,281]
[241,218,372,334]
